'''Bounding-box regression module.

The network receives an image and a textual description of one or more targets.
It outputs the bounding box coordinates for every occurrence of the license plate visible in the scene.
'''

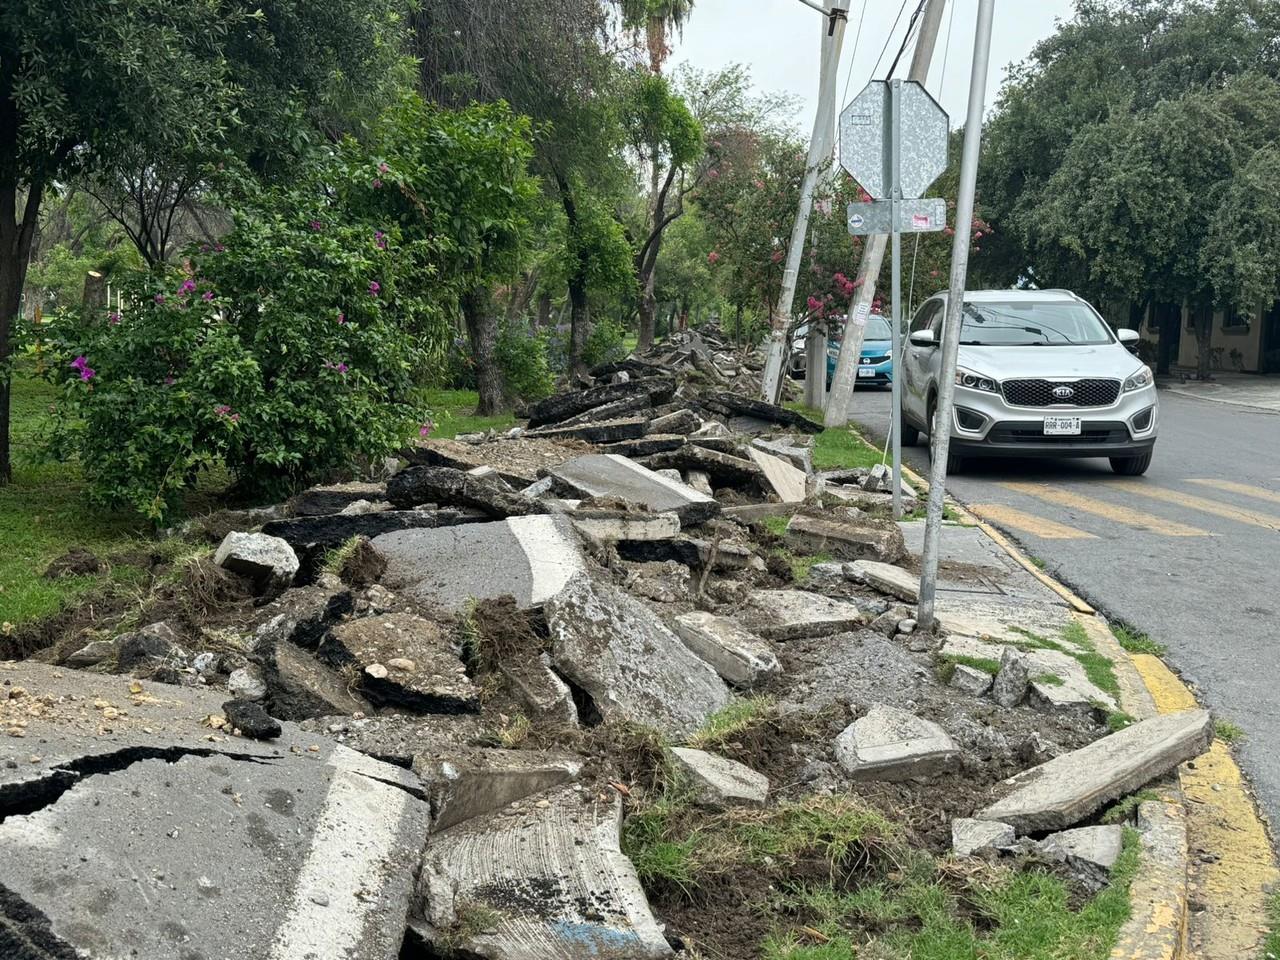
[858,367,876,378]
[1043,416,1082,436]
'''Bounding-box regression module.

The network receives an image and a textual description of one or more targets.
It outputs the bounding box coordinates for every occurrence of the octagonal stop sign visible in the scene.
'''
[839,80,949,201]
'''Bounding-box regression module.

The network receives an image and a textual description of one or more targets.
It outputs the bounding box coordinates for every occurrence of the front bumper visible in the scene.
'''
[945,382,1158,459]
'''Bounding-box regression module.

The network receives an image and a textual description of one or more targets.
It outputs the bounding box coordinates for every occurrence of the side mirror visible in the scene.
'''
[1117,329,1140,345]
[909,329,937,347]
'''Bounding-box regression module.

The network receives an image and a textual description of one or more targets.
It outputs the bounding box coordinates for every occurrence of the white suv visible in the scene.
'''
[901,290,1158,475]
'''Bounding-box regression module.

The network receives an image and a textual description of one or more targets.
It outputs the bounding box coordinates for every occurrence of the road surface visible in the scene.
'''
[851,385,1280,829]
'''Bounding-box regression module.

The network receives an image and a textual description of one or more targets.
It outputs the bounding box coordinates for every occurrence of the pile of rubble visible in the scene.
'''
[1,328,1211,960]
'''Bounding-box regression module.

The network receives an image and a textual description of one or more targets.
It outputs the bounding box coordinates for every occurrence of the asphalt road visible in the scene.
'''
[851,385,1280,828]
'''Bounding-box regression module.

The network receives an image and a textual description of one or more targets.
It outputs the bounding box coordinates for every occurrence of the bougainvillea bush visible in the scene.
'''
[46,176,438,520]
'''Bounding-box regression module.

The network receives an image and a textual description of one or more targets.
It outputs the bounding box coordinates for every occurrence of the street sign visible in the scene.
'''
[839,80,949,200]
[847,198,946,235]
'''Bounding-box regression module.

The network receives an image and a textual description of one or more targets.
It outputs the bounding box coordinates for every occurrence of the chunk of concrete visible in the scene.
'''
[978,709,1213,832]
[950,663,994,697]
[649,408,701,435]
[227,664,268,701]
[249,582,353,651]
[374,515,587,611]
[548,453,718,525]
[751,436,813,474]
[266,639,373,720]
[618,535,765,572]
[940,635,1117,712]
[322,613,479,714]
[991,647,1031,708]
[600,434,688,458]
[835,704,960,781]
[499,653,579,726]
[413,749,582,831]
[0,662,429,960]
[571,509,682,542]
[526,378,674,427]
[642,445,761,489]
[387,465,542,519]
[63,638,117,669]
[525,416,648,444]
[669,747,769,808]
[745,589,865,641]
[1040,824,1124,871]
[214,531,299,591]
[785,514,906,563]
[298,714,489,762]
[700,392,823,433]
[545,579,730,738]
[261,509,476,552]
[670,611,782,688]
[747,446,808,502]
[952,818,1015,857]
[293,481,386,516]
[414,786,672,959]
[850,560,920,602]
[405,436,580,487]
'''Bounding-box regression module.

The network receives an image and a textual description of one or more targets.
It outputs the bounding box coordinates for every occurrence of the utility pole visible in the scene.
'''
[918,0,995,634]
[824,0,948,428]
[760,1,849,404]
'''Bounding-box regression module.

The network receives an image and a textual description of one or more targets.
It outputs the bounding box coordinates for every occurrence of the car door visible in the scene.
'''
[903,299,941,421]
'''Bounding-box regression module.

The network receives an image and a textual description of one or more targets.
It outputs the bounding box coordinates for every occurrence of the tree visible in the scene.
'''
[619,0,696,74]
[0,0,407,483]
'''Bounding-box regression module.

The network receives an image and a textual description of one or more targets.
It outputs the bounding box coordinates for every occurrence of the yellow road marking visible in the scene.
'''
[1107,482,1280,531]
[968,504,1097,539]
[1186,477,1280,506]
[1001,482,1210,537]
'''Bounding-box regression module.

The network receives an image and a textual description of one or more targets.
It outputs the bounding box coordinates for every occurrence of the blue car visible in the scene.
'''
[796,313,893,387]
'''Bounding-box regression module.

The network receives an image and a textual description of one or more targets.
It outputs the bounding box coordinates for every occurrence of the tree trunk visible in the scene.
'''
[536,291,552,329]
[637,272,658,350]
[0,179,46,484]
[1155,302,1180,376]
[460,286,506,415]
[568,272,590,381]
[1193,303,1214,380]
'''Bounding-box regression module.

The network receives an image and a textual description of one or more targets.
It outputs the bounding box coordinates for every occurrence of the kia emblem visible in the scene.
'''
[1052,385,1075,400]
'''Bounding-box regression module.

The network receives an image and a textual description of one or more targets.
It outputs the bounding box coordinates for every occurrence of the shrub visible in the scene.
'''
[494,323,554,401]
[582,315,629,369]
[46,165,448,520]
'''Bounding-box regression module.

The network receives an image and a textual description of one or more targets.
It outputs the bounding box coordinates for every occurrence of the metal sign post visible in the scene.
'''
[839,80,948,518]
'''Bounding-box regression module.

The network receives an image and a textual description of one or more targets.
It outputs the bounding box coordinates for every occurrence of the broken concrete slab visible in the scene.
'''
[525,377,674,428]
[261,508,480,552]
[548,453,718,525]
[293,481,386,517]
[63,638,117,669]
[642,444,761,490]
[571,509,681,542]
[248,581,354,652]
[557,392,663,427]
[404,436,583,487]
[785,514,907,563]
[374,514,587,611]
[414,785,672,959]
[1040,824,1124,871]
[747,446,808,503]
[722,501,803,523]
[265,639,373,721]
[499,653,579,726]
[952,818,1015,857]
[940,635,1117,712]
[387,465,544,519]
[299,714,490,762]
[835,704,960,781]
[214,530,299,591]
[745,589,865,641]
[545,578,730,738]
[669,746,769,808]
[618,535,764,572]
[979,709,1213,832]
[850,559,920,602]
[949,663,994,697]
[413,748,582,831]
[991,647,1031,708]
[751,436,814,474]
[322,613,479,714]
[600,434,689,458]
[700,392,823,433]
[524,416,649,444]
[649,408,701,435]
[0,661,430,960]
[670,611,782,688]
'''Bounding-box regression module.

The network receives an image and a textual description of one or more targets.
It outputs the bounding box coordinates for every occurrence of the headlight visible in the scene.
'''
[955,367,998,393]
[1123,366,1153,392]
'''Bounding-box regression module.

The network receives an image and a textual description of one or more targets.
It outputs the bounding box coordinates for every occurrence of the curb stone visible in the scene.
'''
[880,451,1277,958]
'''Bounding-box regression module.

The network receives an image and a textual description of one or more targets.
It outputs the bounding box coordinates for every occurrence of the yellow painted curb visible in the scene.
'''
[1112,794,1190,960]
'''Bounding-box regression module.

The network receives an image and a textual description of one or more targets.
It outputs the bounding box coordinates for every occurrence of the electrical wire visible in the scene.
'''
[939,0,958,95]
[884,0,928,79]
[869,0,912,80]
[840,0,870,104]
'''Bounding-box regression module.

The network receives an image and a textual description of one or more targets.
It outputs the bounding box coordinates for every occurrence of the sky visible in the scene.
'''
[669,0,1077,132]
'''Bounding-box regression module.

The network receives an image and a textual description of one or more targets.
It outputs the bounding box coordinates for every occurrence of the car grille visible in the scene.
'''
[987,421,1130,445]
[860,355,890,365]
[1001,378,1120,407]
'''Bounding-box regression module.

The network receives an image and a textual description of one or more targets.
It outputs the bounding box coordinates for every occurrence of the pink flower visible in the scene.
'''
[202,290,215,301]
[806,296,822,312]
[930,270,939,278]
[70,356,95,382]
[372,178,383,189]
[378,162,389,174]
[707,251,720,264]
[708,169,720,180]
[214,404,240,423]
[337,312,347,325]
[163,376,176,386]
[770,250,783,263]
[108,312,121,326]
[753,179,765,190]
[375,230,388,249]
[154,294,166,305]
[323,360,350,375]
[214,243,225,253]
[419,421,433,438]
[309,220,323,231]
[368,281,381,297]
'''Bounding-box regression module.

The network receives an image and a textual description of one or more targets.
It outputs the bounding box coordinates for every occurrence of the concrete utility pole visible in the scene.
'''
[760,1,849,404]
[918,0,995,633]
[824,0,948,427]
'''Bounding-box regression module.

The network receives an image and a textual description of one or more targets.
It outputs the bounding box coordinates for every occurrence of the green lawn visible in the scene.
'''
[787,405,885,471]
[0,371,152,628]
[421,388,516,439]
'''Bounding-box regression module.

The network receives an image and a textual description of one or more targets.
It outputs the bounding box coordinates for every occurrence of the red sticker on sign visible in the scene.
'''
[912,214,931,228]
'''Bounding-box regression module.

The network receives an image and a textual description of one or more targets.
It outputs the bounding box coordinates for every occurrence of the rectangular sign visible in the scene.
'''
[846,198,947,236]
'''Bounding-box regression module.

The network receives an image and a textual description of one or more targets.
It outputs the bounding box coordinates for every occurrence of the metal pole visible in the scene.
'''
[889,79,904,518]
[761,3,849,404]
[825,0,949,427]
[918,0,995,634]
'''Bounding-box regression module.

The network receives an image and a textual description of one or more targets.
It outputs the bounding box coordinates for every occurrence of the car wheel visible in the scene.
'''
[947,450,966,475]
[1110,452,1153,476]
[901,420,920,447]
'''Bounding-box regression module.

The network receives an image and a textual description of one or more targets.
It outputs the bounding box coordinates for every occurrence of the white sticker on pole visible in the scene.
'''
[853,302,871,328]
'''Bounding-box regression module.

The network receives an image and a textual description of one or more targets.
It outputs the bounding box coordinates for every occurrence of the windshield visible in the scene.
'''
[864,316,892,340]
[959,301,1113,346]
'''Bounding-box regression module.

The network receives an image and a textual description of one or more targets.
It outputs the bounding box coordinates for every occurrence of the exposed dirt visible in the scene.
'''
[41,547,105,579]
